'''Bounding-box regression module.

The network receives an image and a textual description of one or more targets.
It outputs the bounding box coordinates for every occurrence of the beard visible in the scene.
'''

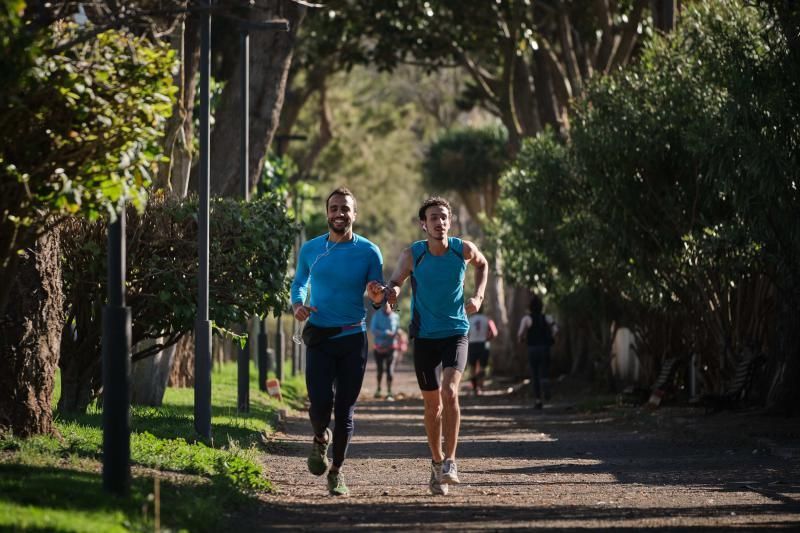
[429,228,446,241]
[328,218,350,234]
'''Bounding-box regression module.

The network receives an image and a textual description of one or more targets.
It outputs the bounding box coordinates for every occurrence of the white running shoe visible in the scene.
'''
[429,461,449,495]
[441,458,460,484]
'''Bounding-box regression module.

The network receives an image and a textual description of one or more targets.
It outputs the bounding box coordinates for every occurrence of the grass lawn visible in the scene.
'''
[0,361,306,532]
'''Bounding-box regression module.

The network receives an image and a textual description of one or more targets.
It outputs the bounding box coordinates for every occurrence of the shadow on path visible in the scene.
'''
[238,359,800,531]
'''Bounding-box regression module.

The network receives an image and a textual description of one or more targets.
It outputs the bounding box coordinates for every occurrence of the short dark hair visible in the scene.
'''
[418,196,451,221]
[326,187,357,211]
[529,295,543,316]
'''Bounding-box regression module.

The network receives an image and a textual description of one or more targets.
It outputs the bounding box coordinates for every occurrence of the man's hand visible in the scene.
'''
[367,280,386,304]
[386,284,401,306]
[465,295,483,315]
[293,302,317,321]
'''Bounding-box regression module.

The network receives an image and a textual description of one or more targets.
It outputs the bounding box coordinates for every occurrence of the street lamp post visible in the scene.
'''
[272,134,306,384]
[237,27,251,413]
[240,28,250,203]
[102,206,131,495]
[194,2,289,433]
[194,0,212,440]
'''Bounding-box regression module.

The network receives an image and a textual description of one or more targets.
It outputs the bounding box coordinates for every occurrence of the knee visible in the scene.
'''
[424,398,443,418]
[441,384,458,405]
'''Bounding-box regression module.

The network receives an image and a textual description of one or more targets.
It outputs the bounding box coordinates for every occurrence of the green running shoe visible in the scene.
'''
[327,470,349,496]
[307,427,332,476]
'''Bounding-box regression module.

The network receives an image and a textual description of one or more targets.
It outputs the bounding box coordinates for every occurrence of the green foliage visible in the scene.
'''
[496,129,586,292]
[423,126,509,191]
[1,362,299,531]
[58,196,296,407]
[0,13,176,319]
[131,432,269,492]
[1,23,176,223]
[498,0,799,381]
[63,194,295,349]
[292,65,433,266]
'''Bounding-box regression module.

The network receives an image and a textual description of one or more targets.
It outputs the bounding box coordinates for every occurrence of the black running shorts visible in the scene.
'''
[467,342,490,367]
[413,334,468,391]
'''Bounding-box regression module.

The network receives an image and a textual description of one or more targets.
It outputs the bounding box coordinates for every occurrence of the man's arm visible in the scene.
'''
[366,245,386,306]
[517,315,531,344]
[462,240,488,315]
[291,244,317,320]
[386,247,414,306]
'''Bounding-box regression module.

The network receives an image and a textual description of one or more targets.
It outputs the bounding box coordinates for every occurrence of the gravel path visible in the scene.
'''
[235,358,800,531]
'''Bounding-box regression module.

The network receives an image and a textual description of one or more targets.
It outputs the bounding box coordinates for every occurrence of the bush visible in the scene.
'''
[58,195,297,411]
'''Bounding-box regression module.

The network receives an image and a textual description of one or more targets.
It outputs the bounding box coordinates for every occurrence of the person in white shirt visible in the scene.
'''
[467,312,497,395]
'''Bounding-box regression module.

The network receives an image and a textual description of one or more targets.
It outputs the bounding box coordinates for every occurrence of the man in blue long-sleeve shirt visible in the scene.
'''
[291,187,385,496]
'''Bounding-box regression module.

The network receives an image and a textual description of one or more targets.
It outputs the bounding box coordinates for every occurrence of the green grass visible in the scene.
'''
[1,362,307,532]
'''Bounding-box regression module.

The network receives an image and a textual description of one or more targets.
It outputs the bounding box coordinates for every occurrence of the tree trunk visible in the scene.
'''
[486,252,515,375]
[131,338,176,406]
[154,13,200,199]
[57,360,100,414]
[765,298,800,415]
[168,333,195,388]
[58,289,103,413]
[0,229,64,436]
[210,0,306,197]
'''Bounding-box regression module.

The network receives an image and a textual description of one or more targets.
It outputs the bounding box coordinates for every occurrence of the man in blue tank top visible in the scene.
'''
[291,187,386,496]
[385,196,488,495]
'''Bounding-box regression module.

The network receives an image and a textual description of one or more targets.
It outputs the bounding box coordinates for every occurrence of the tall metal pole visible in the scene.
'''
[276,314,284,383]
[237,28,251,413]
[102,205,131,495]
[258,317,269,391]
[240,29,250,203]
[194,1,212,439]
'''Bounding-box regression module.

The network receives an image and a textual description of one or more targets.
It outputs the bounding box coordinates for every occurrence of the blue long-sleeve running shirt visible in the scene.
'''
[291,233,383,336]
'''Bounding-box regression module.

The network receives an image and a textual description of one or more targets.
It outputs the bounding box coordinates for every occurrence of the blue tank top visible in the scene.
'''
[409,237,468,339]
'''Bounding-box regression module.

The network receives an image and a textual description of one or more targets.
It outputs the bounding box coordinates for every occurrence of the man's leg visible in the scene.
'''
[385,351,396,397]
[330,333,368,471]
[541,347,551,401]
[319,334,366,497]
[306,343,336,475]
[421,389,444,462]
[528,347,543,407]
[374,351,384,397]
[468,357,478,393]
[472,359,482,394]
[439,335,467,485]
[441,366,463,460]
[414,337,449,495]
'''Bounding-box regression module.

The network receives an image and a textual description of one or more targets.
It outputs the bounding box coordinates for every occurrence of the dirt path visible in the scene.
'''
[237,358,800,531]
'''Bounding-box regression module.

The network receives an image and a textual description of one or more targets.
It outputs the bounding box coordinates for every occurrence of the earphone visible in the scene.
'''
[422,224,428,232]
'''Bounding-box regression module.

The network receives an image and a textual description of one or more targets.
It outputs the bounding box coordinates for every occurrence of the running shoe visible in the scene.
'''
[373,389,382,399]
[385,393,395,402]
[429,460,449,495]
[327,470,349,496]
[307,427,332,476]
[441,458,460,484]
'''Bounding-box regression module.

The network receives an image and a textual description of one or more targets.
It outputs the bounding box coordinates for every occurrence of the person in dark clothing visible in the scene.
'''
[516,295,557,409]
